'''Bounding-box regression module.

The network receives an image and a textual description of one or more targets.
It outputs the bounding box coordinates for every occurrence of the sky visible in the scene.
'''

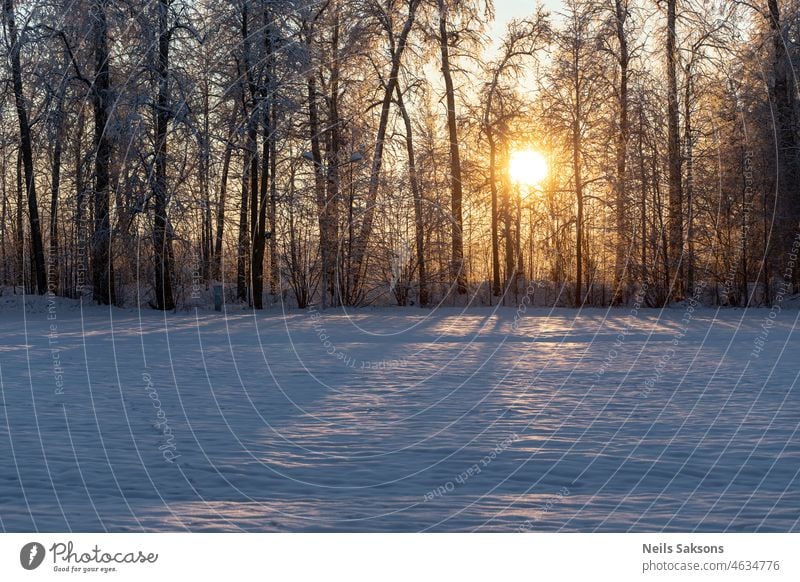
[489,0,563,51]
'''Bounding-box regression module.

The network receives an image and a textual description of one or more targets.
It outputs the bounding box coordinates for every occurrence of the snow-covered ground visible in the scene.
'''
[1,294,798,532]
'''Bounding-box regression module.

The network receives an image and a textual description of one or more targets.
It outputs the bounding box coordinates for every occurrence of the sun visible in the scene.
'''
[509,149,548,187]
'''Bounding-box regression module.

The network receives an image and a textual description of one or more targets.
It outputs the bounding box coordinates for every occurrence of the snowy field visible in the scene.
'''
[0,295,798,532]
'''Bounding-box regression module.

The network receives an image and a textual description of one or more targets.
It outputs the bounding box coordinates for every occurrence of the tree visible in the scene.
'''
[90,0,115,305]
[349,0,422,305]
[437,0,467,295]
[153,0,176,310]
[395,79,428,306]
[481,11,549,298]
[764,0,800,280]
[609,0,631,304]
[544,0,605,307]
[3,0,47,294]
[665,0,683,303]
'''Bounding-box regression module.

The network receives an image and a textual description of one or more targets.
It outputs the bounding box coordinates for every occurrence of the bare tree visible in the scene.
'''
[481,11,549,297]
[665,0,683,303]
[609,0,631,304]
[394,80,428,306]
[3,0,47,294]
[349,0,421,305]
[437,0,467,295]
[89,0,115,305]
[153,0,176,310]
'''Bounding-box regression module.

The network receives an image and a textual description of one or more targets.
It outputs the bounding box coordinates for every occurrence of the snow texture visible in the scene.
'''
[0,294,798,532]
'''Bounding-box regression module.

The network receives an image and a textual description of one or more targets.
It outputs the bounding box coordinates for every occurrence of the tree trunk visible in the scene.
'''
[237,142,251,303]
[307,74,330,306]
[666,0,683,303]
[489,135,501,298]
[572,37,583,307]
[515,190,523,296]
[252,117,268,310]
[74,107,86,298]
[239,2,262,307]
[247,109,261,308]
[638,107,647,284]
[1,154,7,288]
[766,0,800,280]
[574,118,583,307]
[483,65,502,299]
[503,147,514,301]
[684,68,695,296]
[200,62,212,283]
[0,168,6,288]
[4,0,47,294]
[153,0,175,310]
[253,11,277,309]
[213,103,238,281]
[16,151,23,291]
[395,83,428,307]
[325,8,342,307]
[49,84,65,296]
[350,0,420,303]
[438,0,466,295]
[251,49,271,309]
[268,89,279,298]
[90,0,114,305]
[612,0,629,305]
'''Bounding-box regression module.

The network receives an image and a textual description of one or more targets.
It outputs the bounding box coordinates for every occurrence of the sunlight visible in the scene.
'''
[509,149,548,187]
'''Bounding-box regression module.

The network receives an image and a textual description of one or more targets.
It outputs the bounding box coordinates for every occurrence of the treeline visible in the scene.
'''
[1,0,798,310]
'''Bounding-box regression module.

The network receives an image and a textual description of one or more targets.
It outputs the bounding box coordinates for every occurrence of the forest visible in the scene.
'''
[1,0,798,310]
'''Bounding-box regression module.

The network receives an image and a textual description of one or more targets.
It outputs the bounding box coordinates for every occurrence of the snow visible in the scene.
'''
[0,294,798,532]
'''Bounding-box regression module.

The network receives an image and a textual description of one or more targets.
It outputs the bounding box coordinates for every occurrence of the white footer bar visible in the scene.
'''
[1,533,796,581]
